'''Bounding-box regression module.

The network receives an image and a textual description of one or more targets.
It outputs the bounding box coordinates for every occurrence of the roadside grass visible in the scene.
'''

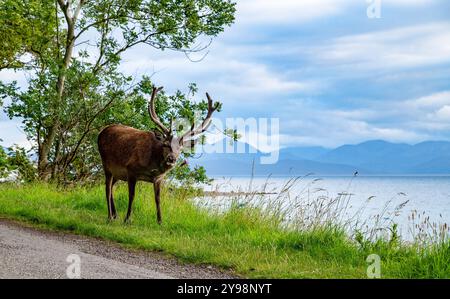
[0,182,448,278]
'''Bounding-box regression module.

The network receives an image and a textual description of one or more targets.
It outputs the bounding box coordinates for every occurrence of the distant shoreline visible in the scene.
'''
[208,174,450,179]
[202,190,278,197]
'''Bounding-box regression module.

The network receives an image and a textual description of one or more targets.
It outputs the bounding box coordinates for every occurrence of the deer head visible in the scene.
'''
[148,86,219,167]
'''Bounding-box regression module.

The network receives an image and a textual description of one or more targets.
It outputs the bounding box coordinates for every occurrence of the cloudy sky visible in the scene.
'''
[1,0,450,150]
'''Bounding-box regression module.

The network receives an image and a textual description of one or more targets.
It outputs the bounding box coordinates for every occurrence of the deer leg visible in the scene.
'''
[105,172,114,220]
[110,178,118,219]
[124,177,137,223]
[154,180,162,225]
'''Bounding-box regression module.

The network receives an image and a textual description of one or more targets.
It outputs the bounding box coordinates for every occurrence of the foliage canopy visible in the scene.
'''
[0,0,236,183]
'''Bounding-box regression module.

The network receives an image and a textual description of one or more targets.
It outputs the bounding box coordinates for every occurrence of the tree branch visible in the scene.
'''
[57,0,72,25]
[73,0,85,22]
[62,97,115,171]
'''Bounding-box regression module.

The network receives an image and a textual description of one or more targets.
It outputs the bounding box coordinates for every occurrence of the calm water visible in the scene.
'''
[201,176,450,239]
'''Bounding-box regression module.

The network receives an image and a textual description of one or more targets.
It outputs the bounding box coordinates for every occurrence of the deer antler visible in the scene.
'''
[181,92,218,143]
[148,86,170,136]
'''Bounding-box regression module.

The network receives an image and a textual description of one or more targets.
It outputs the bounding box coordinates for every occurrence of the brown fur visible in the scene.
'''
[98,124,178,224]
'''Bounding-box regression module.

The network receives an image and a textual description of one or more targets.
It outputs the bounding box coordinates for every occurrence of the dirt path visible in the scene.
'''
[0,218,236,279]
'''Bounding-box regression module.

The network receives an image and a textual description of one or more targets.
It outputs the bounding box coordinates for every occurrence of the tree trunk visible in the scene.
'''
[38,2,79,180]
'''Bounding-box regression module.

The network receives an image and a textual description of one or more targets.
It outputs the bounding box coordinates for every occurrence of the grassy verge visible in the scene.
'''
[0,182,448,278]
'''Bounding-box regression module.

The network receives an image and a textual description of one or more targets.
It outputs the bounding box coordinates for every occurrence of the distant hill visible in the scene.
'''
[408,155,450,174]
[278,146,329,161]
[317,140,450,174]
[193,140,450,176]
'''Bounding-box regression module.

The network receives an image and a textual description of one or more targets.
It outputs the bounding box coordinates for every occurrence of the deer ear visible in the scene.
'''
[154,131,164,141]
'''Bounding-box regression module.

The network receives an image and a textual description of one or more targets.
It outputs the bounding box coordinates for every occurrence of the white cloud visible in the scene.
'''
[428,105,450,121]
[389,91,450,132]
[120,51,319,104]
[313,22,450,71]
[280,113,428,148]
[386,0,437,5]
[275,89,450,147]
[236,0,348,25]
[235,0,439,26]
[205,60,317,94]
[410,91,450,108]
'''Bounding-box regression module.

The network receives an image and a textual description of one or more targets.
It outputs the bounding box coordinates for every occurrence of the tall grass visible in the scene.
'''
[0,181,448,278]
[200,175,449,246]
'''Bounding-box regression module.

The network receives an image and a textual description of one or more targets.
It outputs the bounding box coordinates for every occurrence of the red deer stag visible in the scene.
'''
[98,86,218,224]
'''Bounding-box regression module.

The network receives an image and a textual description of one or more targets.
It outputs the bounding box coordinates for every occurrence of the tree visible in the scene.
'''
[0,0,57,70]
[0,143,8,178]
[0,141,36,182]
[0,0,236,181]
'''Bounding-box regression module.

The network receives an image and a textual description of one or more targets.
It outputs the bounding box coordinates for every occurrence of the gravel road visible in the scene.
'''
[0,218,235,279]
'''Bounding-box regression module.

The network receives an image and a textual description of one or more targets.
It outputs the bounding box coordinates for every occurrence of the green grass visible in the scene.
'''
[0,182,448,278]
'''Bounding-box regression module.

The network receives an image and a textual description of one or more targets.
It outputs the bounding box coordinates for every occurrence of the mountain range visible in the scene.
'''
[192,140,450,176]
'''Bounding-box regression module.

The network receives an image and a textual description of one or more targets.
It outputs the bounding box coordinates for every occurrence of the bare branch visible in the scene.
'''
[62,97,115,170]
[74,13,131,40]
